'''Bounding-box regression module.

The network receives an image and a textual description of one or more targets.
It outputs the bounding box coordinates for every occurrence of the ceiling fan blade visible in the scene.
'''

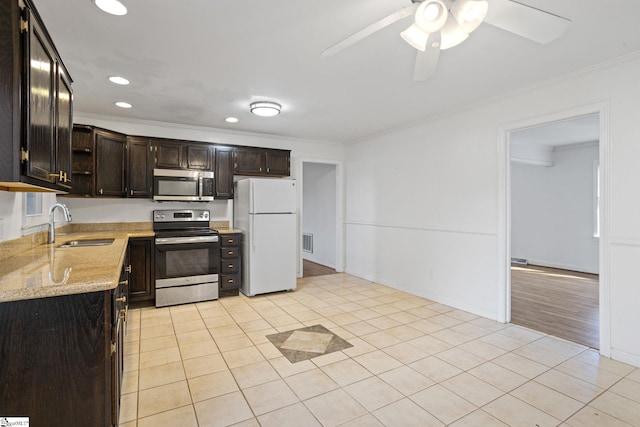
[322,3,419,57]
[413,32,441,81]
[483,0,571,44]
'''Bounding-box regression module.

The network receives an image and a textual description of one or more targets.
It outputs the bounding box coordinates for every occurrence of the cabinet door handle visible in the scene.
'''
[99,188,103,195]
[125,265,132,273]
[116,296,127,303]
[119,280,129,286]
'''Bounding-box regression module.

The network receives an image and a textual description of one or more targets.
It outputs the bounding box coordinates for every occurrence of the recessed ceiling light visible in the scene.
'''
[225,117,239,123]
[250,101,281,117]
[108,76,129,85]
[115,101,132,108]
[93,0,127,16]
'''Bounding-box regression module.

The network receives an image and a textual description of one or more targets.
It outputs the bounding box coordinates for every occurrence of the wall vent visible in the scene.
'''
[511,257,528,265]
[302,233,313,253]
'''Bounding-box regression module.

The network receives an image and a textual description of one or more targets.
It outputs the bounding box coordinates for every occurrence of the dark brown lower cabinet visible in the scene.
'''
[219,232,241,297]
[0,286,125,426]
[128,237,155,303]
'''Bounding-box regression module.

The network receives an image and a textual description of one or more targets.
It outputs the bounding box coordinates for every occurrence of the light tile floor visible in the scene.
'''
[120,273,640,427]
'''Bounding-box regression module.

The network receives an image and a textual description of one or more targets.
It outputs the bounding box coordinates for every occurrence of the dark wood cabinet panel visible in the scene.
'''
[234,147,264,175]
[128,237,155,303]
[265,149,290,176]
[214,146,234,199]
[127,136,153,198]
[0,291,116,426]
[0,0,72,192]
[234,147,291,177]
[24,10,57,185]
[95,129,126,197]
[154,139,183,169]
[219,232,241,297]
[55,67,73,190]
[185,143,211,170]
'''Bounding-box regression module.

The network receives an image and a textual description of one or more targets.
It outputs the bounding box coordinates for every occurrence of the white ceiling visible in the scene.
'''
[36,0,640,144]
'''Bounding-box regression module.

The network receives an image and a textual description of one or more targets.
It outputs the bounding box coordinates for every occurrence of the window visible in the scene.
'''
[22,192,52,235]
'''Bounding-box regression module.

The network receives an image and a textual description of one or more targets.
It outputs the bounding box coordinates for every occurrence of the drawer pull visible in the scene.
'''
[227,264,234,268]
[227,239,234,244]
[228,279,234,283]
[116,296,127,303]
[227,251,234,255]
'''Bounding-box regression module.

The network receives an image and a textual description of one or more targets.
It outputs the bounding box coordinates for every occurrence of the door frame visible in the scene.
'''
[497,102,611,356]
[298,158,345,277]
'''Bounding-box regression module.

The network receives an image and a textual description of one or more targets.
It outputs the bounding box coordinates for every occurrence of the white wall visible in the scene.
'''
[344,54,640,367]
[302,163,336,268]
[0,191,62,242]
[511,142,599,273]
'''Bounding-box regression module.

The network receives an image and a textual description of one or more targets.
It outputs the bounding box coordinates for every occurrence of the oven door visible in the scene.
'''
[155,235,219,306]
[155,235,219,283]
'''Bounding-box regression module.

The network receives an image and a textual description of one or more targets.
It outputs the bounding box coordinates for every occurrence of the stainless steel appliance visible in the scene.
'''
[153,169,215,202]
[153,209,219,307]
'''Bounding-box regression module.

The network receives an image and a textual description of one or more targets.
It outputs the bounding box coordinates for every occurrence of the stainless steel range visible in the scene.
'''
[153,209,219,307]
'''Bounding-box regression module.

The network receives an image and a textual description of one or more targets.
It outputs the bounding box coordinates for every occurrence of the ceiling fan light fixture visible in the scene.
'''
[451,0,488,34]
[93,0,127,16]
[439,18,469,50]
[415,0,448,33]
[400,24,430,51]
[250,101,281,117]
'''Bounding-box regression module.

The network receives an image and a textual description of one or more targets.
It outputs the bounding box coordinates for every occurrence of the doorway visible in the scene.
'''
[300,160,344,278]
[499,106,609,352]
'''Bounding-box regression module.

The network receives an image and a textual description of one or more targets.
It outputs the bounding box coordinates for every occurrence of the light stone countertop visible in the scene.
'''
[0,230,154,303]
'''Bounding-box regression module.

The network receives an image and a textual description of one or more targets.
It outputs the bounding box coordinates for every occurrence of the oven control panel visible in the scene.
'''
[153,209,209,222]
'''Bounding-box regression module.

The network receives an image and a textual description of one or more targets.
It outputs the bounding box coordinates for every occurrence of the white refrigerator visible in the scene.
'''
[234,178,297,296]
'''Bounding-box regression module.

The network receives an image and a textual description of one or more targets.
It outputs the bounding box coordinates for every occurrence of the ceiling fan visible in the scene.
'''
[322,0,571,81]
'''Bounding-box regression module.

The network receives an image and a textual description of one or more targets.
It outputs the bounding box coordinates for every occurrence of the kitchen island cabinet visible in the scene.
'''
[0,281,127,426]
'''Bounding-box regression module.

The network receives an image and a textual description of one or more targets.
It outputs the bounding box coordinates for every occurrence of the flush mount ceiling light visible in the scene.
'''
[225,117,239,123]
[93,0,127,16]
[108,76,129,85]
[115,101,132,108]
[250,101,281,117]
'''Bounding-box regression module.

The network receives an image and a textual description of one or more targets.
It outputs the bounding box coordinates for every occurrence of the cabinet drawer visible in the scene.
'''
[220,274,240,290]
[221,260,239,274]
[221,246,239,259]
[221,234,240,246]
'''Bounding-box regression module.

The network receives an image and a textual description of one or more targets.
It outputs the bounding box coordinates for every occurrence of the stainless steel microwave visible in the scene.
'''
[153,169,215,201]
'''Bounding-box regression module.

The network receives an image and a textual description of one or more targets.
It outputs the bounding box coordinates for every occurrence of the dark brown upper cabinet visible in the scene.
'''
[0,0,73,192]
[95,129,127,197]
[70,125,94,196]
[127,136,153,198]
[185,143,212,170]
[234,147,291,177]
[153,139,212,171]
[214,146,234,199]
[154,139,183,169]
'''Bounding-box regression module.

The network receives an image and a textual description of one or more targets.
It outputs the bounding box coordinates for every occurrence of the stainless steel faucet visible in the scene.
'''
[48,203,72,243]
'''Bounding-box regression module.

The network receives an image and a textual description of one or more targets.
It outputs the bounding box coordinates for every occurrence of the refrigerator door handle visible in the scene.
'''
[251,215,255,248]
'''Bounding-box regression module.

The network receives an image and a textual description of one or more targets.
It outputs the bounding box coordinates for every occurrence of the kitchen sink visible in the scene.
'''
[58,238,115,248]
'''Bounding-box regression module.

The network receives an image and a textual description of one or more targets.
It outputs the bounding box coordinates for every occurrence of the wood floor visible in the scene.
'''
[511,264,599,349]
[303,259,336,277]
